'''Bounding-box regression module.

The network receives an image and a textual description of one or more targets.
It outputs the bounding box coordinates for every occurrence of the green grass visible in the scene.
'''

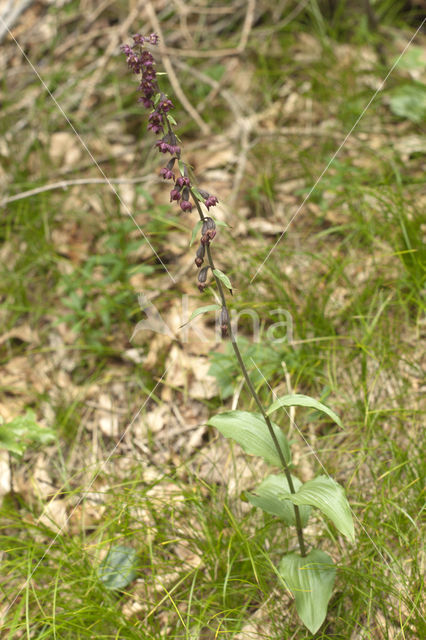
[0,1,424,638]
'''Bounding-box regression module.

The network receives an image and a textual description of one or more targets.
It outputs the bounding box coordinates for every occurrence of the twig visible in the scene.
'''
[0,176,153,207]
[0,0,33,44]
[75,3,142,119]
[236,0,256,53]
[145,0,210,135]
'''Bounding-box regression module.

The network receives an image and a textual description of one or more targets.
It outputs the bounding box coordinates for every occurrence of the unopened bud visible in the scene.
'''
[220,306,229,337]
[180,187,192,212]
[201,217,216,245]
[195,243,205,267]
[197,266,209,292]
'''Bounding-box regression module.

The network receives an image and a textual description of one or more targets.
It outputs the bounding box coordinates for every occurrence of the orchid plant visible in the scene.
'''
[121,33,354,634]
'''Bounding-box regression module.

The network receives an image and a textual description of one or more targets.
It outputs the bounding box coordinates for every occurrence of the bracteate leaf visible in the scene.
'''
[266,393,342,428]
[208,410,291,466]
[189,219,203,246]
[212,269,232,293]
[181,304,220,327]
[247,473,311,526]
[279,475,355,542]
[190,186,204,202]
[279,549,336,633]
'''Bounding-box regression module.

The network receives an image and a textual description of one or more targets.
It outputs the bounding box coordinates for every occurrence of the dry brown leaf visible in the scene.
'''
[0,325,39,346]
[173,540,202,569]
[97,393,120,438]
[49,132,82,167]
[31,454,54,500]
[0,451,11,499]
[37,498,68,533]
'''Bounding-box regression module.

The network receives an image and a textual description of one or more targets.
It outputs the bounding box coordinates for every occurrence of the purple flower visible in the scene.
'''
[160,167,175,180]
[170,188,181,202]
[147,33,159,45]
[204,195,218,210]
[158,98,174,113]
[180,200,192,212]
[156,140,170,154]
[176,176,190,188]
[180,188,192,212]
[148,111,164,134]
[155,133,180,156]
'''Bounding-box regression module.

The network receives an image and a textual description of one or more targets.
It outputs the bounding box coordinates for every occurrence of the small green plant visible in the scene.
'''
[121,33,355,634]
[0,410,55,458]
[57,217,155,347]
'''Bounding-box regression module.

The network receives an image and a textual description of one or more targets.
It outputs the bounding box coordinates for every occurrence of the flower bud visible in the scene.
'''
[180,187,192,212]
[160,158,175,180]
[176,176,191,188]
[195,243,205,267]
[170,188,181,202]
[201,217,216,244]
[197,266,209,292]
[204,194,218,210]
[220,306,229,337]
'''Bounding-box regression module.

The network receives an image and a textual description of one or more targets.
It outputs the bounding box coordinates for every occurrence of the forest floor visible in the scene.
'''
[0,1,425,638]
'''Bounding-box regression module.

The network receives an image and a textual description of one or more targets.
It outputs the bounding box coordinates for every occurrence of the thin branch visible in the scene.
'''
[145,0,210,135]
[0,176,153,207]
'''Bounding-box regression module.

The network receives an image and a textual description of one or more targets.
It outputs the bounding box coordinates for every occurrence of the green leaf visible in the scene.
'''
[266,393,342,429]
[181,304,220,327]
[178,159,186,176]
[190,186,204,202]
[279,475,355,542]
[247,474,311,526]
[98,545,138,590]
[0,411,55,456]
[208,410,291,466]
[0,427,24,455]
[395,46,425,72]
[189,219,203,247]
[210,216,229,228]
[389,84,426,124]
[167,113,177,126]
[213,269,232,292]
[278,549,336,634]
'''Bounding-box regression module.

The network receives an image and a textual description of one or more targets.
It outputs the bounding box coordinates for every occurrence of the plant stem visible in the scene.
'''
[192,195,306,557]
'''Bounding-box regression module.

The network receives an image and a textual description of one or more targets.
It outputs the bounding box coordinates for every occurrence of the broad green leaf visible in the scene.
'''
[0,411,55,456]
[279,475,355,542]
[266,393,342,429]
[189,219,203,247]
[98,545,138,590]
[389,84,426,124]
[181,304,220,327]
[212,269,232,292]
[247,474,311,526]
[0,427,25,455]
[279,549,336,633]
[208,410,290,466]
[395,47,425,72]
